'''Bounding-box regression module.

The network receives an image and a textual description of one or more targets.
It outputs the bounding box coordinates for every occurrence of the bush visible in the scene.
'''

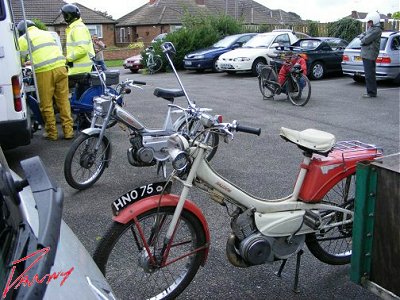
[307,21,319,37]
[327,18,362,42]
[32,18,47,31]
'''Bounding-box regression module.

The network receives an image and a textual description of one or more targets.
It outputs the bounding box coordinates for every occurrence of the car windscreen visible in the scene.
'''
[243,34,274,48]
[347,37,388,50]
[298,40,321,50]
[213,35,239,48]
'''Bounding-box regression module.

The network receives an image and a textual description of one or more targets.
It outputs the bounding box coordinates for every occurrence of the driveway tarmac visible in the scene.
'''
[5,68,399,299]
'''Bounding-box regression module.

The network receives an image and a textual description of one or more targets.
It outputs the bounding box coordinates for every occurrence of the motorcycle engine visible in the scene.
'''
[127,135,156,167]
[228,208,305,267]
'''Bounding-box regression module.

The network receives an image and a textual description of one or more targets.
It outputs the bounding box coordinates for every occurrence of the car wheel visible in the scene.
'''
[252,58,266,76]
[212,58,222,73]
[393,73,400,85]
[226,71,236,75]
[310,61,324,80]
[130,69,138,73]
[353,75,364,83]
[196,69,205,73]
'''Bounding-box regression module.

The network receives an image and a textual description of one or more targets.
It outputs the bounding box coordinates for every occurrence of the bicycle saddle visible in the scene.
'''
[153,88,185,102]
[280,127,336,153]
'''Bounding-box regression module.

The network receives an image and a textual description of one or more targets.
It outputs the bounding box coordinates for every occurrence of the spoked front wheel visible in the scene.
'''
[148,56,163,74]
[287,74,311,106]
[306,174,356,265]
[64,133,110,190]
[258,66,278,99]
[93,207,207,300]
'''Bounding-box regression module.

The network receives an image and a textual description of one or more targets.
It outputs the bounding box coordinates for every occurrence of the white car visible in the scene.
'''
[217,29,298,76]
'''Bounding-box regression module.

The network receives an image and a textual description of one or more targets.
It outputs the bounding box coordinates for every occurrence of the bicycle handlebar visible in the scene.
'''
[235,123,261,136]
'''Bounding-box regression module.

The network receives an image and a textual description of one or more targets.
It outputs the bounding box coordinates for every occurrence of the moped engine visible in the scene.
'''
[127,135,156,167]
[226,208,305,267]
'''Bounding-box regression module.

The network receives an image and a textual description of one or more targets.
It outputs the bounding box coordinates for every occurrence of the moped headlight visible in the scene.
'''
[171,150,190,172]
[167,133,189,151]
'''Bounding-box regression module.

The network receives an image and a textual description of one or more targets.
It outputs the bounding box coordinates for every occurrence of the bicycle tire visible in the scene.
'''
[177,119,219,161]
[305,174,355,265]
[64,133,109,190]
[287,74,311,106]
[258,66,277,99]
[149,55,163,74]
[93,207,206,300]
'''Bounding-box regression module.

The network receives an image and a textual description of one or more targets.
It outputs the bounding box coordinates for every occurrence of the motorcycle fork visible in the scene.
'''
[94,101,115,150]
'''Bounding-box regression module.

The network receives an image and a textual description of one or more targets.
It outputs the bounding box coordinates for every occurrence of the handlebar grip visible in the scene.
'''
[236,124,261,136]
[132,80,146,85]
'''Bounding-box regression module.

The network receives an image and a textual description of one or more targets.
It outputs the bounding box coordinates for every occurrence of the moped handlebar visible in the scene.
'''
[235,123,262,136]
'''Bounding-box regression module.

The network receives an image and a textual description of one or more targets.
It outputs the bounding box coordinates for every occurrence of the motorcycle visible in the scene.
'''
[23,60,121,132]
[63,43,219,190]
[93,112,382,299]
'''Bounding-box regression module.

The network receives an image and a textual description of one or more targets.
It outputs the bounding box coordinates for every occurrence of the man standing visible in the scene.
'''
[61,3,95,75]
[359,11,382,98]
[92,34,107,70]
[18,20,74,141]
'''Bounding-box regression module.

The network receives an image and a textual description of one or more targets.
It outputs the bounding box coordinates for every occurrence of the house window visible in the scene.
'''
[119,27,125,43]
[87,25,103,38]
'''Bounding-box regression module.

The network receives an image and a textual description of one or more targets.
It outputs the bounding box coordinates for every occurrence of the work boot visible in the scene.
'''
[42,132,58,141]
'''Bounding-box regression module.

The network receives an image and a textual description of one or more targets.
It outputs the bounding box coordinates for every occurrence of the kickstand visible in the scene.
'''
[275,259,287,277]
[157,162,167,178]
[293,249,304,293]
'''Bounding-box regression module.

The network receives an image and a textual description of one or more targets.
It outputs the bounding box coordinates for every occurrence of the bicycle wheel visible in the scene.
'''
[287,74,311,106]
[149,55,163,74]
[177,119,219,161]
[64,133,109,190]
[305,174,356,265]
[93,207,207,300]
[258,66,277,99]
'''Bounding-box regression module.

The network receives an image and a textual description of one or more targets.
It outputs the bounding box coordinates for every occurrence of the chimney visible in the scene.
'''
[351,10,357,18]
[195,0,205,5]
[149,0,156,4]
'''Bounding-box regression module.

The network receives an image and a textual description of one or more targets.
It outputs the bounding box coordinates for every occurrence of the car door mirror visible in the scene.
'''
[231,42,241,49]
[270,42,280,49]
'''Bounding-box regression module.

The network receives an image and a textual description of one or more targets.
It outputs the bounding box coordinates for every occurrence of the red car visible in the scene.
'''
[123,54,143,73]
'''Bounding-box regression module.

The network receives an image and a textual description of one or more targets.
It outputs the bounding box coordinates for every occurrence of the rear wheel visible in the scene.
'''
[287,74,311,106]
[148,56,163,74]
[258,66,278,99]
[310,61,325,80]
[93,207,206,300]
[306,174,356,265]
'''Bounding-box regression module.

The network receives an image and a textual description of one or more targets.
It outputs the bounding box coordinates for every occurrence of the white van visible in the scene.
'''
[0,0,31,149]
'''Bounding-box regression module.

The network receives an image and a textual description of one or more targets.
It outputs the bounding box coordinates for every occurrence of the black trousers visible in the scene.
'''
[362,58,377,96]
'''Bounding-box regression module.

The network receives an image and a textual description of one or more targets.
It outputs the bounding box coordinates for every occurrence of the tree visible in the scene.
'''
[327,18,362,42]
[32,18,47,31]
[307,21,319,37]
[94,9,113,19]
[392,12,400,19]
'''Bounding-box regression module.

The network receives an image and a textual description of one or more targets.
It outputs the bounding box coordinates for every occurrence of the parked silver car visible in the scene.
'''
[0,148,115,299]
[341,30,400,83]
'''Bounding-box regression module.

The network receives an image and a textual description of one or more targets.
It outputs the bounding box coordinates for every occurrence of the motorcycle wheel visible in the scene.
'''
[64,133,109,190]
[287,74,311,106]
[305,173,355,265]
[177,119,219,161]
[93,207,206,300]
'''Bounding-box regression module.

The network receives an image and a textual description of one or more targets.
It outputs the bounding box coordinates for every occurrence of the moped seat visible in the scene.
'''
[153,88,185,102]
[280,127,336,154]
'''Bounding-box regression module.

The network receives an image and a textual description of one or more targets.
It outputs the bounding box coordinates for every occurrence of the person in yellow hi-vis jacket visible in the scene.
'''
[61,4,95,75]
[18,20,74,141]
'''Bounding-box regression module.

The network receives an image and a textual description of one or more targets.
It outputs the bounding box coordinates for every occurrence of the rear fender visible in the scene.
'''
[113,193,210,265]
[80,129,112,167]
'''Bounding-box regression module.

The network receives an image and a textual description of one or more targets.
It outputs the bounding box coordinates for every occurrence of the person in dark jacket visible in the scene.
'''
[359,11,382,98]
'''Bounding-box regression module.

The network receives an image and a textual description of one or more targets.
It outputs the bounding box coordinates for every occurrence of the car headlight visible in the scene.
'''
[192,54,204,59]
[233,57,251,62]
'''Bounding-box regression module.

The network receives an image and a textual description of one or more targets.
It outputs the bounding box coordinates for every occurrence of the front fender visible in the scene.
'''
[80,129,112,167]
[114,193,210,265]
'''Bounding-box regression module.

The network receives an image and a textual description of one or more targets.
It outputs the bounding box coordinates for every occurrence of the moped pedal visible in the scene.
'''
[157,162,167,178]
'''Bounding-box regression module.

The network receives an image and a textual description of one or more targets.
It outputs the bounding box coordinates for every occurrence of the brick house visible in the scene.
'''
[116,0,304,45]
[10,0,117,47]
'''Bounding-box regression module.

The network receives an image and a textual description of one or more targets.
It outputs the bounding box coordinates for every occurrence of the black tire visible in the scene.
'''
[251,58,265,76]
[306,174,356,265]
[310,61,325,80]
[130,69,139,73]
[258,66,278,99]
[287,74,311,106]
[149,55,163,74]
[64,133,109,190]
[212,58,221,73]
[93,207,207,300]
[226,71,236,75]
[177,119,219,161]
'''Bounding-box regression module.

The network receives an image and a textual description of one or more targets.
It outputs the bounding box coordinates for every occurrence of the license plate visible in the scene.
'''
[185,61,192,66]
[354,56,362,62]
[220,63,231,69]
[112,181,172,215]
[125,63,133,67]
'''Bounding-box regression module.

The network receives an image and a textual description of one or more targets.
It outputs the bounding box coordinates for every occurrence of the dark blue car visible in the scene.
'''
[183,33,257,72]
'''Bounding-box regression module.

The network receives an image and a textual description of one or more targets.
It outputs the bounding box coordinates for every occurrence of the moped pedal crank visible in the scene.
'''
[157,161,167,178]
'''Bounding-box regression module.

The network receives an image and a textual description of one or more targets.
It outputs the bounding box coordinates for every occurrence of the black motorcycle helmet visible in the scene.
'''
[17,20,36,36]
[61,4,81,25]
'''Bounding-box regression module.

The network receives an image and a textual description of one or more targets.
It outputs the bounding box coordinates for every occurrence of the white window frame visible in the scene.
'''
[87,24,103,38]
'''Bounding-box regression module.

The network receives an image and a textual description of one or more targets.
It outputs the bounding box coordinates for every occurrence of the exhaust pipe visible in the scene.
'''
[226,233,249,268]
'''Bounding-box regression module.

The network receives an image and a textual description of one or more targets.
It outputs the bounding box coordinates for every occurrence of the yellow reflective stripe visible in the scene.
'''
[66,40,91,47]
[31,41,59,52]
[34,56,65,69]
[73,62,93,68]
[20,50,29,56]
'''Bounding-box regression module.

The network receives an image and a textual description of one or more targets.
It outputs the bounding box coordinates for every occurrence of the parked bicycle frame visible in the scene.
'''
[145,46,163,74]
[258,50,311,106]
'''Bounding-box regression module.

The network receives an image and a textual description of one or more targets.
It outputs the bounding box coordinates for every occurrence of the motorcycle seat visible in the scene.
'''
[153,88,185,102]
[280,127,336,154]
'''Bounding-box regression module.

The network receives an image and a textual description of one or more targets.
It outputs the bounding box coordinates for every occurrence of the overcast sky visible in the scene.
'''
[66,0,399,22]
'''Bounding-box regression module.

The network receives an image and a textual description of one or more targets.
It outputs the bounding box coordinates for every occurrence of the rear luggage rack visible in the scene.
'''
[333,140,383,160]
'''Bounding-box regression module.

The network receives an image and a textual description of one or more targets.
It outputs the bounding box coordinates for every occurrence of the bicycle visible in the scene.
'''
[146,46,163,74]
[258,52,311,106]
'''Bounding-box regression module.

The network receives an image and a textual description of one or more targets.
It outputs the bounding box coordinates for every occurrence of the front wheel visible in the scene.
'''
[148,56,163,74]
[306,174,356,265]
[93,207,207,300]
[310,61,325,80]
[287,74,311,106]
[64,133,110,190]
[258,66,278,99]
